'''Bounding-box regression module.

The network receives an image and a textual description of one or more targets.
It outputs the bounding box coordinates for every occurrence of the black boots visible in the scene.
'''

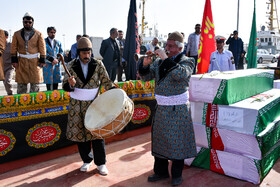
[148,174,169,182]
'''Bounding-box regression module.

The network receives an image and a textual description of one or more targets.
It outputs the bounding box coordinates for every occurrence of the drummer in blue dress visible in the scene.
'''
[63,37,114,175]
[138,31,197,186]
[208,35,236,73]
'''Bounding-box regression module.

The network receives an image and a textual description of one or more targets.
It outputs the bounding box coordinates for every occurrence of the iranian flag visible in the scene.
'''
[197,0,216,74]
[246,0,257,69]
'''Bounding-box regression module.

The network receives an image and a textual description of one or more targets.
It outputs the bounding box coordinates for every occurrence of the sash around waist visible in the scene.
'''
[70,88,99,101]
[19,53,39,59]
[155,91,189,106]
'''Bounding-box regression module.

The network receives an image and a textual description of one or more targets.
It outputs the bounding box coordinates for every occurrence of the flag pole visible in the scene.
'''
[237,0,240,31]
[82,0,86,35]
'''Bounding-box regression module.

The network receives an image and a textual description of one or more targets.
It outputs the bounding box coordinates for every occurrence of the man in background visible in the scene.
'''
[70,34,82,60]
[186,24,201,74]
[146,37,160,52]
[100,28,120,82]
[43,26,63,91]
[208,35,236,72]
[139,35,147,55]
[0,29,5,84]
[11,12,46,94]
[3,30,15,95]
[117,30,127,82]
[226,30,245,69]
[181,32,188,55]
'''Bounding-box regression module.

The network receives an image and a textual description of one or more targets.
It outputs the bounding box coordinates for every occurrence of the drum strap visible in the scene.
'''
[155,91,189,106]
[70,88,99,101]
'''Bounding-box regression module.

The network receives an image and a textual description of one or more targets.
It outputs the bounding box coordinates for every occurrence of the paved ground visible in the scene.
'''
[0,131,280,187]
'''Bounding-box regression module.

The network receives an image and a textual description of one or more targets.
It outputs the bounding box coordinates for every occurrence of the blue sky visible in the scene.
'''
[0,0,272,50]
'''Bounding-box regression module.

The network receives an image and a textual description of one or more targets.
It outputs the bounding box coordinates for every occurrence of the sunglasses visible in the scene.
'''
[24,21,33,24]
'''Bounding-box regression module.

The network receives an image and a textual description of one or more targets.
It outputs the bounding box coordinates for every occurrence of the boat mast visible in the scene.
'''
[266,0,280,32]
[141,0,147,36]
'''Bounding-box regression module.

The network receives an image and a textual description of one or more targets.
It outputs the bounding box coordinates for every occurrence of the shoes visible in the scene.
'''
[148,174,169,182]
[80,162,92,172]
[171,177,183,186]
[88,152,94,159]
[97,164,109,175]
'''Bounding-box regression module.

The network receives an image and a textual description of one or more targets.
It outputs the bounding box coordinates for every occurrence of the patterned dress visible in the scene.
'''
[63,58,112,142]
[139,53,197,160]
[43,38,63,84]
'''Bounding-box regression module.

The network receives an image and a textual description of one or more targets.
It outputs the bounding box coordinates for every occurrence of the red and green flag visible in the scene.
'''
[197,0,216,74]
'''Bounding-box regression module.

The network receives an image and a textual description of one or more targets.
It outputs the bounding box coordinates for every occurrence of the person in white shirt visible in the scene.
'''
[146,37,160,52]
[208,35,236,73]
[186,24,201,74]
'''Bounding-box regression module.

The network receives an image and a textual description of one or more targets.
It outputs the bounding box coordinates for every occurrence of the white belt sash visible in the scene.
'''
[19,53,39,59]
[70,88,99,101]
[155,91,189,106]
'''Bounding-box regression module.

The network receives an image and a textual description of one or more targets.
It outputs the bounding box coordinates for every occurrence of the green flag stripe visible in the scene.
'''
[212,74,273,105]
[247,0,257,68]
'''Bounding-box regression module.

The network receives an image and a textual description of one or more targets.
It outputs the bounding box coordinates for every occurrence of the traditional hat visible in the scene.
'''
[23,12,34,20]
[214,35,226,43]
[167,31,184,43]
[77,37,92,49]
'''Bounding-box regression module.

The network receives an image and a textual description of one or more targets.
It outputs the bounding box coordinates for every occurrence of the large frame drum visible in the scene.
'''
[85,89,134,139]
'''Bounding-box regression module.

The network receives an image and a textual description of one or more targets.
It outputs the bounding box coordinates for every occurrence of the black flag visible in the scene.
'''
[123,0,140,80]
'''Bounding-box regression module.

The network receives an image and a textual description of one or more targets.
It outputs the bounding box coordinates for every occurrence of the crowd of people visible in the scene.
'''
[0,12,247,96]
[0,11,251,186]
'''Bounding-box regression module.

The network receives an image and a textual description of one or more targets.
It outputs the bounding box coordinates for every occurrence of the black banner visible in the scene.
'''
[125,99,156,131]
[0,81,156,163]
[0,114,74,163]
[123,0,140,80]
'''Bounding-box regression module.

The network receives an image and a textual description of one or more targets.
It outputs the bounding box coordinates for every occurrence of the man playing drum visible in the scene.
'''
[138,31,197,186]
[63,37,113,175]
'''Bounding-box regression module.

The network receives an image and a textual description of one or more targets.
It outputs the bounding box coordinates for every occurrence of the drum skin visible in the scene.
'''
[85,89,134,139]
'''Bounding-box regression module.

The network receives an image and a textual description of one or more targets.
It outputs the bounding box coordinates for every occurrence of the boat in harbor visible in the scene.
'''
[257,27,280,55]
[138,0,167,48]
[257,0,280,55]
